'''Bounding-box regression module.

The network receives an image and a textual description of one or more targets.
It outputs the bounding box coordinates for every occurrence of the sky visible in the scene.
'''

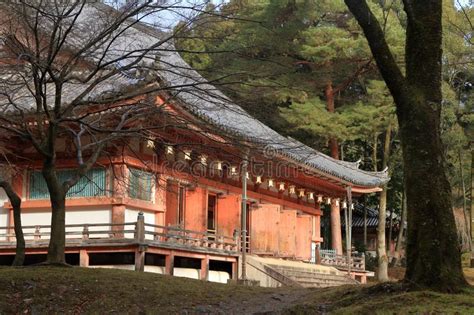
[108,0,473,31]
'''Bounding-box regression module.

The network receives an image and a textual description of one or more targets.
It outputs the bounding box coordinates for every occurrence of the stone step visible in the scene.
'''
[288,274,351,281]
[272,269,347,280]
[267,265,355,288]
[268,265,341,275]
[288,275,352,284]
[299,281,347,288]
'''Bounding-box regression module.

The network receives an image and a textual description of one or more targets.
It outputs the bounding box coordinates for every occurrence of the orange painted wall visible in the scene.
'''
[216,194,240,238]
[278,209,297,257]
[295,215,312,260]
[165,181,178,226]
[312,215,322,242]
[250,204,280,254]
[185,187,207,232]
[155,177,166,226]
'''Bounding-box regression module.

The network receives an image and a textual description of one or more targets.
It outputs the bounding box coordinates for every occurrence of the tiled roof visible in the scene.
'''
[341,204,400,227]
[133,12,389,187]
[1,3,389,188]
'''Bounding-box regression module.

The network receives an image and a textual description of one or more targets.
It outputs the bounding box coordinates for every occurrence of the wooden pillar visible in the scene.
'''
[113,164,128,198]
[200,256,209,281]
[165,254,174,275]
[79,250,89,267]
[232,260,238,280]
[330,200,343,255]
[7,208,13,242]
[134,212,145,243]
[112,205,126,238]
[316,245,321,264]
[134,213,146,272]
[134,247,145,272]
[112,163,127,238]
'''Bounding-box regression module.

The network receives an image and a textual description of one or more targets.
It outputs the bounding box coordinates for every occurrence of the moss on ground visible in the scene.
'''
[0,266,271,314]
[0,266,473,314]
[284,283,474,314]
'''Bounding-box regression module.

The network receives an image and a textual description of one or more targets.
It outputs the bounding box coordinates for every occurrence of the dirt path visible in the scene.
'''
[182,287,322,314]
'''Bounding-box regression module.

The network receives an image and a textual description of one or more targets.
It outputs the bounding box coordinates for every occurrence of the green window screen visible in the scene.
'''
[29,168,107,200]
[128,167,154,201]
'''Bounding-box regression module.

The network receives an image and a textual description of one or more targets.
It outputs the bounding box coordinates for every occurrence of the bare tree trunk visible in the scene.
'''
[43,164,67,264]
[325,82,343,254]
[373,134,378,171]
[471,149,474,244]
[325,82,339,160]
[0,181,24,266]
[388,207,394,254]
[377,188,389,281]
[377,125,392,282]
[363,207,367,247]
[368,140,379,250]
[459,150,471,251]
[391,187,407,267]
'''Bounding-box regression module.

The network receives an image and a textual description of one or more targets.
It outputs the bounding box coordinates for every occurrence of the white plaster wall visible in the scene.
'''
[65,208,112,239]
[89,265,198,279]
[89,265,228,283]
[145,266,165,274]
[21,211,52,240]
[90,265,134,271]
[0,189,9,240]
[125,208,155,239]
[208,271,230,284]
[91,265,165,274]
[173,267,200,280]
[20,208,112,240]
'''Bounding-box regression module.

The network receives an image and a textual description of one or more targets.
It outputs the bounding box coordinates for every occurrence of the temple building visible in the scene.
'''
[0,3,389,287]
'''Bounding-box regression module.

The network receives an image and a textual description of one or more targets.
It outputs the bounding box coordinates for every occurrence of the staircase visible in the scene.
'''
[268,264,358,288]
[246,256,357,288]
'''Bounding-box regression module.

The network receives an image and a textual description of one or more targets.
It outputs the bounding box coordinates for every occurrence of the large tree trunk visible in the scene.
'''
[345,0,466,291]
[401,3,465,291]
[0,181,25,266]
[400,94,465,291]
[43,164,67,264]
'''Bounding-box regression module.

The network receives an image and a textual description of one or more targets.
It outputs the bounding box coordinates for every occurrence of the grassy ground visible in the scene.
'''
[0,266,473,314]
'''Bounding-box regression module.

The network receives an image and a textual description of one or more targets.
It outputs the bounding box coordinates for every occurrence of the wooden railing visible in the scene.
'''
[0,215,239,254]
[0,223,136,241]
[143,223,239,252]
[319,252,366,271]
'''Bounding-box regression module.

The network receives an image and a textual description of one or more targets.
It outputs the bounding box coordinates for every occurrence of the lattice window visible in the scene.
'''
[128,167,154,201]
[29,168,107,200]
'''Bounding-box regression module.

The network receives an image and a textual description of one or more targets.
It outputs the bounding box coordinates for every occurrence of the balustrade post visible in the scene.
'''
[200,256,209,281]
[233,229,240,251]
[79,249,89,267]
[315,245,321,264]
[111,205,125,238]
[135,212,145,243]
[165,254,174,275]
[34,226,41,241]
[82,225,89,240]
[217,236,224,249]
